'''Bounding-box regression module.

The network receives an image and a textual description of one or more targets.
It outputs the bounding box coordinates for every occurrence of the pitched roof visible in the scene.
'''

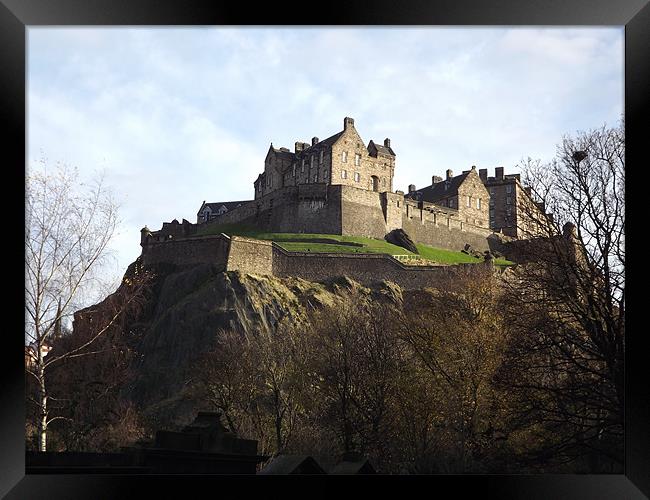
[270,146,296,162]
[269,130,346,167]
[258,455,326,475]
[328,459,376,475]
[407,172,470,203]
[368,140,396,157]
[198,200,250,214]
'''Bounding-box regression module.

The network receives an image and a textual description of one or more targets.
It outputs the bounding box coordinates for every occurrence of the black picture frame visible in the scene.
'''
[2,0,648,498]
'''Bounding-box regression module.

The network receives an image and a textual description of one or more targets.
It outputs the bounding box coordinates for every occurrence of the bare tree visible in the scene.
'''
[498,121,625,470]
[25,160,148,451]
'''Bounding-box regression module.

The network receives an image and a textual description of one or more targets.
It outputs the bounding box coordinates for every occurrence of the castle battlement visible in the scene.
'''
[141,117,553,279]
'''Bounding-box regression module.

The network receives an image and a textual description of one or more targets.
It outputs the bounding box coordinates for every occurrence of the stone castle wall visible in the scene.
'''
[271,244,489,290]
[140,234,493,291]
[226,236,274,275]
[197,183,495,253]
[141,234,231,268]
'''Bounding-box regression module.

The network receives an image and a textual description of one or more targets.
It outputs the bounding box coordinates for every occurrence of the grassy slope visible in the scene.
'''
[197,222,514,265]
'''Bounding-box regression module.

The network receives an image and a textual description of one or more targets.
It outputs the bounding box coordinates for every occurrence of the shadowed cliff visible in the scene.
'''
[72,259,404,428]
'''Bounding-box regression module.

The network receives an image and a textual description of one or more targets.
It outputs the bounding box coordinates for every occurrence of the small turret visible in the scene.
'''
[140,226,152,247]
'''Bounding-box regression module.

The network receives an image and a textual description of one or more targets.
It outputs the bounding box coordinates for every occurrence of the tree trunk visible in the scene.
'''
[38,361,47,452]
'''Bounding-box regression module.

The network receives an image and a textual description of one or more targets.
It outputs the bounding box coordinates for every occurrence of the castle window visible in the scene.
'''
[314,175,318,183]
[489,199,494,206]
[311,156,315,168]
[354,172,360,182]
[301,160,305,172]
[490,187,495,195]
[341,169,347,179]
[477,198,481,209]
[506,207,512,215]
[342,151,348,163]
[292,165,296,176]
[355,154,361,166]
[320,151,324,164]
[506,197,512,205]
[506,184,513,194]
[466,196,471,207]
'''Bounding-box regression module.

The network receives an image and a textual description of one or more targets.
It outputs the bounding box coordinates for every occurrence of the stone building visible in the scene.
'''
[478,167,549,238]
[405,166,490,229]
[148,117,558,265]
[253,117,396,199]
[407,165,548,239]
[196,200,250,224]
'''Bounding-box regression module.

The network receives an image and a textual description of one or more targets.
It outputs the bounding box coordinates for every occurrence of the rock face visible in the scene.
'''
[73,260,404,426]
[385,229,418,254]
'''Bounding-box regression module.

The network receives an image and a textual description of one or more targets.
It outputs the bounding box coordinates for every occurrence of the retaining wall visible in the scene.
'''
[140,233,492,291]
[140,234,231,268]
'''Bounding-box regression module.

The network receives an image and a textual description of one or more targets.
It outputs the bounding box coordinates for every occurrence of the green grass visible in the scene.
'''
[415,244,482,264]
[198,222,515,266]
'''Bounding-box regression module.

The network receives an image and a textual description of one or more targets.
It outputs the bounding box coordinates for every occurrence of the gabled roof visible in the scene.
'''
[258,455,326,475]
[267,130,346,168]
[198,200,250,215]
[328,459,376,475]
[368,140,395,157]
[269,145,296,162]
[408,172,470,203]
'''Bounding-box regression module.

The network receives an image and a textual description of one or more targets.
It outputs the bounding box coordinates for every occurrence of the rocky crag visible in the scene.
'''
[73,259,408,427]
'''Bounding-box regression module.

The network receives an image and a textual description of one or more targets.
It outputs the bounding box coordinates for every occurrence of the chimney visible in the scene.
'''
[295,142,304,153]
[384,138,391,148]
[432,175,442,184]
[495,167,504,180]
[312,137,319,146]
[344,117,355,130]
[446,169,453,181]
[479,168,487,183]
[408,184,416,193]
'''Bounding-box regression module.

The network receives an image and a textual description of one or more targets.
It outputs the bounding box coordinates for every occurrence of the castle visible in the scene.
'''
[139,117,549,289]
[193,117,546,249]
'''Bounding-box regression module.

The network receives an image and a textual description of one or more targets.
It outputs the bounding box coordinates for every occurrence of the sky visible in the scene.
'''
[28,27,623,281]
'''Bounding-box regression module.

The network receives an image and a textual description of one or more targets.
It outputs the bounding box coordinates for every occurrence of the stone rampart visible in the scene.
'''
[141,234,231,268]
[140,232,493,291]
[226,236,274,275]
[270,244,491,291]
